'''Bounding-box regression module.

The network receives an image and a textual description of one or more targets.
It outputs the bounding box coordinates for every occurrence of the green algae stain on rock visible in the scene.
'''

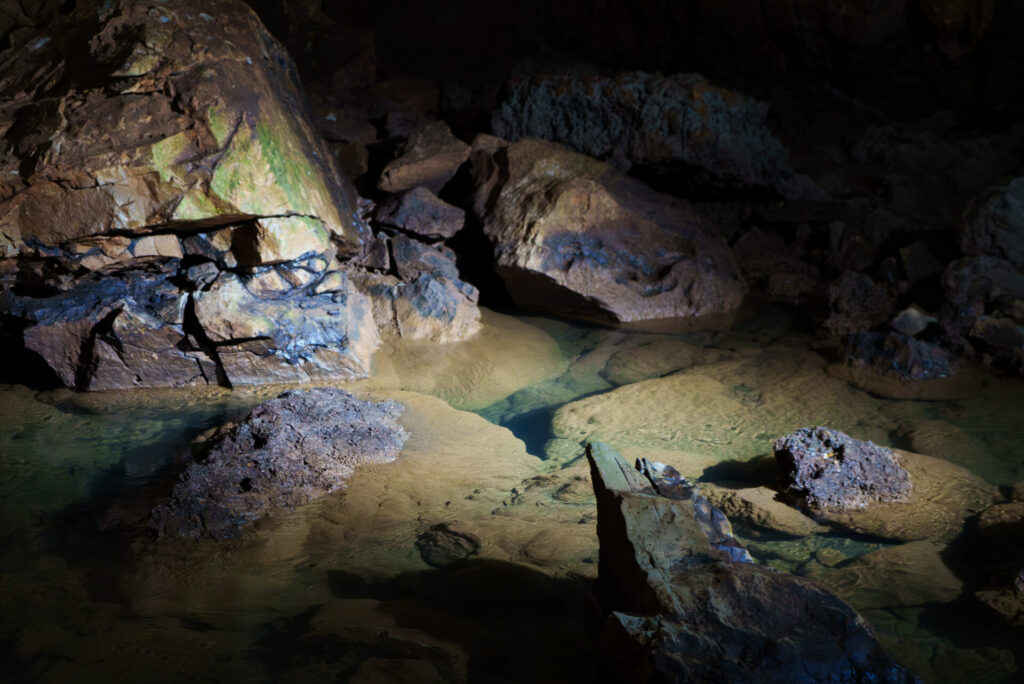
[149,131,189,185]
[206,106,234,148]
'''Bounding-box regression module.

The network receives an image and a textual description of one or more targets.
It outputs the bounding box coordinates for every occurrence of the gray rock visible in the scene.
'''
[492,71,820,199]
[774,427,912,510]
[151,388,408,539]
[375,187,465,241]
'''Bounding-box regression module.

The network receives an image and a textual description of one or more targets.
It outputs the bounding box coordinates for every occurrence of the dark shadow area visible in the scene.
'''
[699,454,779,488]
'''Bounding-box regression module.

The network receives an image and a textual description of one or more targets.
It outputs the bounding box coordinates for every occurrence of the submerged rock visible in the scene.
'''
[471,137,745,325]
[587,441,916,683]
[774,427,912,510]
[491,72,818,199]
[151,388,408,539]
[827,331,980,400]
[416,522,481,568]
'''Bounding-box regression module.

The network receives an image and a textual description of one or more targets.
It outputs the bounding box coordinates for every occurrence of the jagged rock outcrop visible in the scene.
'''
[470,137,746,325]
[151,388,408,539]
[587,441,917,683]
[492,72,820,199]
[374,187,465,241]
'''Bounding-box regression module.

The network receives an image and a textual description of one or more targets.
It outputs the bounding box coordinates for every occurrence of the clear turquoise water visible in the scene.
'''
[1,306,1022,682]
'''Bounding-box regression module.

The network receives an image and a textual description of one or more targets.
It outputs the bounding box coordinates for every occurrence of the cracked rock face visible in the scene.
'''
[151,388,409,539]
[0,0,481,390]
[0,0,364,259]
[471,137,746,325]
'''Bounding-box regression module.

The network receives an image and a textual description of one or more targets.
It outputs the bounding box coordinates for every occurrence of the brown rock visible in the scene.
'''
[375,187,464,241]
[471,138,745,325]
[378,121,470,194]
[0,0,364,254]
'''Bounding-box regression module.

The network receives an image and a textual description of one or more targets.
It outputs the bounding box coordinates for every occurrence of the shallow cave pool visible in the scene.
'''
[1,306,1022,683]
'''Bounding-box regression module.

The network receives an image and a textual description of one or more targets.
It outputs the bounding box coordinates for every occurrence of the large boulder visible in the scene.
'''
[491,72,819,199]
[0,0,430,390]
[0,0,364,260]
[587,441,916,683]
[471,137,746,325]
[151,388,408,539]
[942,256,1024,373]
[959,177,1024,271]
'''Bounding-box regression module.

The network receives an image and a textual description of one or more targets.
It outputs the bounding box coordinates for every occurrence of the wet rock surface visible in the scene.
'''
[774,426,912,510]
[471,137,745,324]
[151,388,408,539]
[588,441,916,683]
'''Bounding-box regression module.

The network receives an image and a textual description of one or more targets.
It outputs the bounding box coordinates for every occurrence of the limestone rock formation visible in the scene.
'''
[491,71,820,199]
[471,137,746,325]
[151,388,408,539]
[774,427,912,510]
[587,441,917,683]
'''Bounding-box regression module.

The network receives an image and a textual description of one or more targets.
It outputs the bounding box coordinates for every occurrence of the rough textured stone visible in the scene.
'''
[942,256,1024,373]
[353,270,480,344]
[2,264,212,390]
[374,187,465,241]
[492,71,820,199]
[825,272,894,338]
[0,0,365,257]
[151,389,408,539]
[587,441,916,684]
[959,177,1024,271]
[471,138,745,325]
[775,427,911,510]
[378,121,470,194]
[191,270,380,384]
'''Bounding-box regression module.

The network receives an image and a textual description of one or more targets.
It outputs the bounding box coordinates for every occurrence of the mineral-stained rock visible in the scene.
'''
[151,388,408,539]
[378,121,470,194]
[3,264,213,390]
[374,187,465,241]
[774,427,912,510]
[190,270,380,384]
[352,270,480,344]
[0,0,364,257]
[959,177,1024,271]
[587,441,916,683]
[491,71,819,199]
[471,138,746,325]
